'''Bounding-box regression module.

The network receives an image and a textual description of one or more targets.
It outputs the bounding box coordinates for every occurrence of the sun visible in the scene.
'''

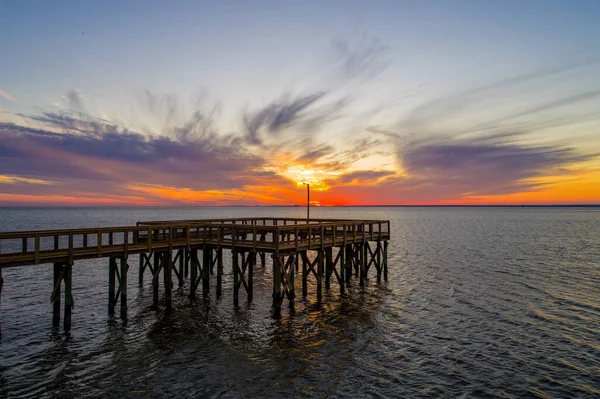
[283,167,334,191]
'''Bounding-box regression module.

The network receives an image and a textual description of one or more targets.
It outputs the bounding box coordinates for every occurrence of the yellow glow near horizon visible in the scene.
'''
[283,166,341,192]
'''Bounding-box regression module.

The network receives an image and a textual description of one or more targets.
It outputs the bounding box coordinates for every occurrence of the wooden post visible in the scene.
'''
[164,252,172,309]
[178,249,184,288]
[317,250,323,303]
[138,253,145,285]
[202,246,210,297]
[233,251,239,306]
[184,248,189,279]
[260,251,266,268]
[345,245,352,286]
[325,247,332,290]
[248,252,254,302]
[383,241,388,281]
[120,257,128,318]
[63,261,73,331]
[301,251,308,298]
[288,253,294,307]
[52,263,62,326]
[339,246,345,295]
[190,249,198,298]
[216,248,223,297]
[376,241,382,283]
[360,243,366,286]
[272,252,282,317]
[153,253,159,306]
[108,257,116,315]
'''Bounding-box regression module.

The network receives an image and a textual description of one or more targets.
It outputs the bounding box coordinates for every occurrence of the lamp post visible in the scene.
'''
[303,183,310,223]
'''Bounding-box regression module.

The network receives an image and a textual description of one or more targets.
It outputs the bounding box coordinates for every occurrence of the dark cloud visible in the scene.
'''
[398,133,597,197]
[243,92,348,144]
[0,115,275,192]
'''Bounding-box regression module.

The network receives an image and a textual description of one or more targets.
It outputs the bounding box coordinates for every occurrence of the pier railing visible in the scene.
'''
[0,219,390,267]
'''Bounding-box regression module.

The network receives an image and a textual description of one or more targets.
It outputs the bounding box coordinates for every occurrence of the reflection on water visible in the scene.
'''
[0,206,599,397]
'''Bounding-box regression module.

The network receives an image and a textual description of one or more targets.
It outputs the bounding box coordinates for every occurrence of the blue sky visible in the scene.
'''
[1,0,600,205]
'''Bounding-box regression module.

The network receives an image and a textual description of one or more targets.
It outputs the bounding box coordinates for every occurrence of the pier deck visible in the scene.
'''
[0,217,390,331]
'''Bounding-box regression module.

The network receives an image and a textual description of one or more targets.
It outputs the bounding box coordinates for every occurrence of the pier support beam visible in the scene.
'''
[120,257,128,318]
[359,243,366,286]
[175,249,184,288]
[301,251,308,298]
[272,252,296,317]
[189,249,203,298]
[383,241,388,281]
[233,251,255,306]
[300,250,324,301]
[138,253,144,285]
[108,256,128,318]
[202,246,210,296]
[339,246,345,295]
[164,252,173,308]
[345,244,352,286]
[63,262,73,330]
[152,252,161,306]
[51,261,74,331]
[52,262,63,327]
[216,247,223,297]
[325,247,333,290]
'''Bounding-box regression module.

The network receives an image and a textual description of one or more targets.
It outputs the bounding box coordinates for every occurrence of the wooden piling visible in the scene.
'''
[138,253,144,285]
[63,262,73,331]
[359,243,366,286]
[233,250,239,306]
[376,241,382,283]
[339,246,345,294]
[164,252,172,309]
[52,263,62,326]
[301,251,308,298]
[325,247,332,290]
[202,246,210,296]
[184,248,190,279]
[272,252,282,317]
[345,244,352,286]
[248,252,254,302]
[317,250,323,303]
[216,247,223,297]
[108,257,116,315]
[189,250,196,298]
[287,254,294,307]
[120,257,127,318]
[152,252,159,306]
[178,249,184,288]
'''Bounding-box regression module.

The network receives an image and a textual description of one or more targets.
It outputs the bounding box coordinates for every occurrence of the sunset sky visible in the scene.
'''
[1,0,599,206]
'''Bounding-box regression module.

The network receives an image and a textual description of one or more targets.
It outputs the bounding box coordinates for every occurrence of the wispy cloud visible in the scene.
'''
[1,36,599,205]
[0,87,19,103]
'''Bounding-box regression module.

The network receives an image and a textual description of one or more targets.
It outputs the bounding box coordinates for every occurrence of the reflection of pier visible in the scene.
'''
[0,217,390,330]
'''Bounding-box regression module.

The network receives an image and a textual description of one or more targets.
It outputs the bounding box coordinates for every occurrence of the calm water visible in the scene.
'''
[0,206,599,398]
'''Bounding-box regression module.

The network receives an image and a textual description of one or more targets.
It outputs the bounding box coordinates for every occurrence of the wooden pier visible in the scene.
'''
[0,217,390,331]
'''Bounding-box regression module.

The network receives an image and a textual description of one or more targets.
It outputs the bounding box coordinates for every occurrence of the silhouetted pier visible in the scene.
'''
[0,217,390,331]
